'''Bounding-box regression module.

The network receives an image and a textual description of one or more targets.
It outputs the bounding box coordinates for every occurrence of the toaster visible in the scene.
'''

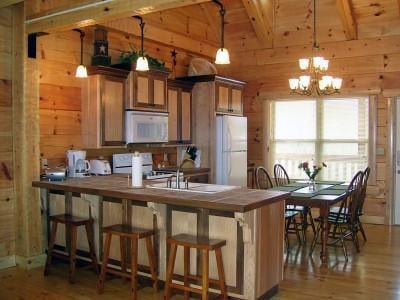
[89,159,111,175]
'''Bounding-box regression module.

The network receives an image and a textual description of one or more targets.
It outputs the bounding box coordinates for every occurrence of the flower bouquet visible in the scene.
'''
[298,161,327,191]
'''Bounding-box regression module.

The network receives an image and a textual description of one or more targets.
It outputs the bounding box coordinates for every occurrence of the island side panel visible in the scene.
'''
[255,200,285,298]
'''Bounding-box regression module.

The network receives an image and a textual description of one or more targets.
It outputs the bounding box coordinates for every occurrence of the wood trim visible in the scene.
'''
[241,0,272,48]
[87,65,129,78]
[336,0,357,40]
[386,97,396,225]
[177,75,246,86]
[368,95,378,185]
[0,0,23,9]
[25,0,211,34]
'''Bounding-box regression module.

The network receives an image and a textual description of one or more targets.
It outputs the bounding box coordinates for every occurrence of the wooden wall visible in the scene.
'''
[220,35,400,224]
[38,27,209,167]
[0,6,15,263]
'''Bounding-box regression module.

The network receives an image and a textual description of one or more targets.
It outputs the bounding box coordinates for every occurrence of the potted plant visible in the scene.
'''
[117,44,170,72]
[298,160,327,191]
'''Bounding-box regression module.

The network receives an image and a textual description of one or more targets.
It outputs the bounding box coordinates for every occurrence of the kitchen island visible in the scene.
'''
[33,175,288,299]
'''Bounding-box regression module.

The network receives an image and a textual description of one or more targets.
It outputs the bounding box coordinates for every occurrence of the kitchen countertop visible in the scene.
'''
[155,167,210,174]
[32,174,288,213]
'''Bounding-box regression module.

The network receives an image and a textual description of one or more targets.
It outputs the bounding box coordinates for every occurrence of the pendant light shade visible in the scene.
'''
[75,65,88,78]
[74,29,87,78]
[136,56,149,71]
[214,0,230,65]
[134,16,149,72]
[215,48,230,64]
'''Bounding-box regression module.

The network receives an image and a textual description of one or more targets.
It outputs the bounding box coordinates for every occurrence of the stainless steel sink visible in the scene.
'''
[146,182,239,194]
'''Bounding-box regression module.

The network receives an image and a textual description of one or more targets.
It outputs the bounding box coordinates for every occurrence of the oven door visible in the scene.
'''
[125,111,168,144]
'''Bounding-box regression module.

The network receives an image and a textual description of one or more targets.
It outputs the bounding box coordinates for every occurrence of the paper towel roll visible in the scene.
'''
[131,152,143,187]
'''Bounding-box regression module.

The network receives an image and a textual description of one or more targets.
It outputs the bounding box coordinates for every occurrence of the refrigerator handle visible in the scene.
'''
[227,127,232,151]
[228,153,232,177]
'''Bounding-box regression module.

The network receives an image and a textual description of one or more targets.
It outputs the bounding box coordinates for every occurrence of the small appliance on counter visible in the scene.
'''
[66,150,91,177]
[112,152,175,180]
[90,159,111,175]
[42,167,66,181]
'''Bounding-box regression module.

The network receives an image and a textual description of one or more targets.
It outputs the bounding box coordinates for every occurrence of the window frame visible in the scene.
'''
[265,95,377,184]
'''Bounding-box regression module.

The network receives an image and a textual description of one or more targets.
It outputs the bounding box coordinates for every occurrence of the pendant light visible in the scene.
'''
[213,0,230,65]
[73,29,88,78]
[134,16,149,71]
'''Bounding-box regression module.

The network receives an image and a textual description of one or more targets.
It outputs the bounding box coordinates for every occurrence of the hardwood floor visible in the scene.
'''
[1,224,400,299]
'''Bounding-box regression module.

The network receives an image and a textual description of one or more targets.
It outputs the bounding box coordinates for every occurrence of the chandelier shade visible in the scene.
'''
[289,0,342,96]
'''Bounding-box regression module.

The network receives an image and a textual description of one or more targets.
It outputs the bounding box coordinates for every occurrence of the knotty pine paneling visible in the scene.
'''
[220,36,400,223]
[0,6,14,260]
[38,28,196,166]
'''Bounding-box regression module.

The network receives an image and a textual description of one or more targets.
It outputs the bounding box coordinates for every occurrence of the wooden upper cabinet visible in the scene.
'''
[82,66,129,148]
[126,70,169,111]
[215,79,244,115]
[167,80,194,143]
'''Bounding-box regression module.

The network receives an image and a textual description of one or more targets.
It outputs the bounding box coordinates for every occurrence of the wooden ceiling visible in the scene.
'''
[103,0,400,54]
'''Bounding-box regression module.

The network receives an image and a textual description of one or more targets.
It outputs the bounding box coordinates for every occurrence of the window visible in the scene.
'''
[269,97,369,181]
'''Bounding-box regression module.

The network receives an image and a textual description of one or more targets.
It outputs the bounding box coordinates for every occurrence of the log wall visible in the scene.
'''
[38,28,207,167]
[0,6,15,265]
[220,35,400,224]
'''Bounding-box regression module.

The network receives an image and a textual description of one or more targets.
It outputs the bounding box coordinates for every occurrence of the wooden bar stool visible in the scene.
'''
[98,224,158,300]
[164,234,228,300]
[44,214,99,283]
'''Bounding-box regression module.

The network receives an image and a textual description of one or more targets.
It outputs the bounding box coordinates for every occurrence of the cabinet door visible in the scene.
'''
[136,74,150,105]
[153,78,167,110]
[181,91,192,142]
[168,89,179,142]
[231,88,243,115]
[216,84,230,113]
[101,76,125,146]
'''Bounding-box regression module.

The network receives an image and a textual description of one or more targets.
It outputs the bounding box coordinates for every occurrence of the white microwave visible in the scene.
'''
[125,111,168,144]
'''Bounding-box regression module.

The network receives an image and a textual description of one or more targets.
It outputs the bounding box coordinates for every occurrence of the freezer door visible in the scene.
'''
[222,116,247,152]
[221,150,248,187]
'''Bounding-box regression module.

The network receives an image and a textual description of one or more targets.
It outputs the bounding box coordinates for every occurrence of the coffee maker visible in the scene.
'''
[66,150,91,177]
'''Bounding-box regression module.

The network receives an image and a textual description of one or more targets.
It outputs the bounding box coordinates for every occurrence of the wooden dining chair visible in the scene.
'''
[273,163,316,242]
[273,164,290,186]
[310,171,364,261]
[255,166,274,190]
[358,166,370,241]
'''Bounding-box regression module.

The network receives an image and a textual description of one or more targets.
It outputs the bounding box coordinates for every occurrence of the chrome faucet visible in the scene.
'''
[175,167,181,189]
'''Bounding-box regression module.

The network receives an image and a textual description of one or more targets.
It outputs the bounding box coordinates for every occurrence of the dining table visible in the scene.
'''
[271,180,349,264]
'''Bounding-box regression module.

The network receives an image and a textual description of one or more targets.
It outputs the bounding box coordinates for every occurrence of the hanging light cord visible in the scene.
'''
[313,0,318,49]
[73,29,85,65]
[134,16,145,57]
[213,0,226,49]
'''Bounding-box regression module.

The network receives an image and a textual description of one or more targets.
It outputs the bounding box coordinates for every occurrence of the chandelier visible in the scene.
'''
[289,0,342,96]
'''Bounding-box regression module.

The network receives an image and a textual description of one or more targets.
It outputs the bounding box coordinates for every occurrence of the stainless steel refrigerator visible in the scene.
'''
[216,115,248,187]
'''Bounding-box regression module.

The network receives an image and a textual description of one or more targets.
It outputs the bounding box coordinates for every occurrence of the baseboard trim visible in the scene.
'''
[15,253,46,270]
[257,284,279,299]
[0,255,16,270]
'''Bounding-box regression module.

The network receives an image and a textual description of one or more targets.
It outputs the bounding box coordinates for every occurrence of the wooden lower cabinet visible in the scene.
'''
[82,66,129,148]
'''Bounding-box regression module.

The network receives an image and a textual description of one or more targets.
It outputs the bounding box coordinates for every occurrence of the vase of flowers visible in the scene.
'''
[298,161,327,191]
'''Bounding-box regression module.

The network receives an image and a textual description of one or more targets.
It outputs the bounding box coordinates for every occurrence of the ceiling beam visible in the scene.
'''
[0,0,23,9]
[25,0,211,34]
[336,0,357,40]
[102,17,217,58]
[241,0,273,48]
[200,3,220,42]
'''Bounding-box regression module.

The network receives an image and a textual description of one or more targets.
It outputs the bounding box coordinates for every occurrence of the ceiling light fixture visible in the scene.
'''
[213,0,230,65]
[134,16,149,71]
[73,29,88,78]
[289,0,342,96]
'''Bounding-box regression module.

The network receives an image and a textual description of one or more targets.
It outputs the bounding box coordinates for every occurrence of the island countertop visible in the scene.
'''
[32,174,288,212]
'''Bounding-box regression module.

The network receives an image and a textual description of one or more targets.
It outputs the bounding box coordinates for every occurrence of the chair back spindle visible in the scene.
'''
[255,167,274,190]
[273,164,290,187]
